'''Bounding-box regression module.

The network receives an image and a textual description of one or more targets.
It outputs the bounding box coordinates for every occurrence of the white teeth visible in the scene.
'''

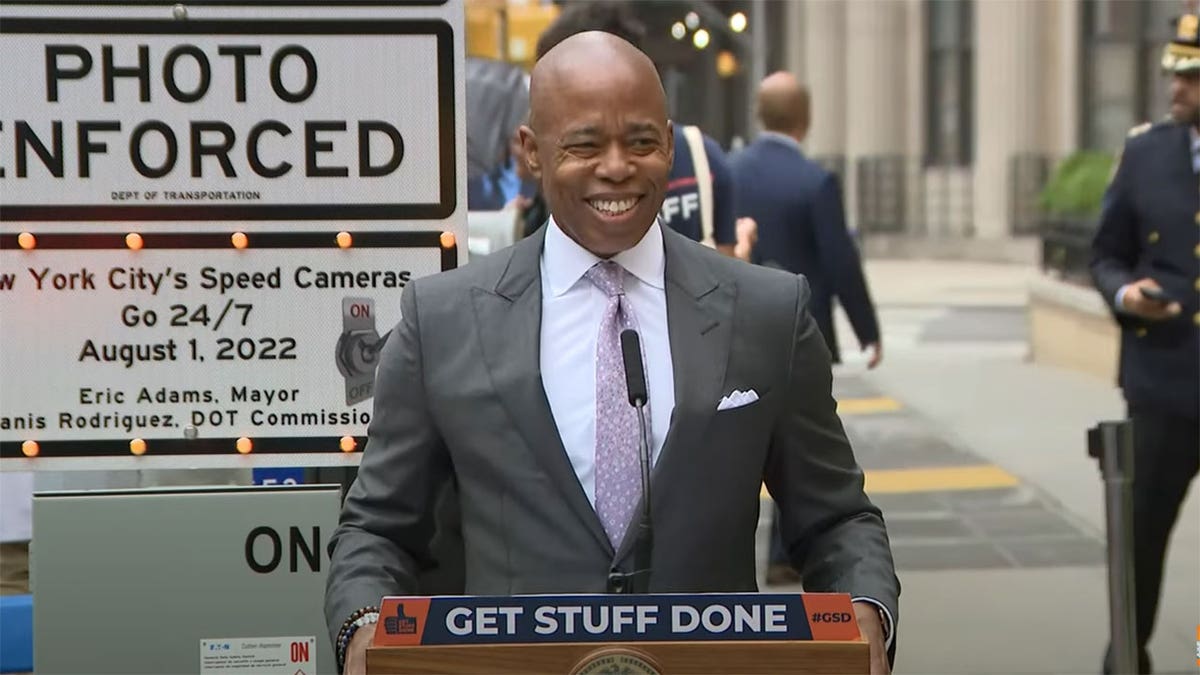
[590,198,637,215]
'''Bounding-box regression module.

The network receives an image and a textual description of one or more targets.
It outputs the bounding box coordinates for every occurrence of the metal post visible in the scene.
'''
[1088,420,1137,674]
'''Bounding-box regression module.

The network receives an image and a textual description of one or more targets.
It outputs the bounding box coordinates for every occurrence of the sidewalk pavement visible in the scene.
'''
[776,259,1198,674]
[855,259,1043,309]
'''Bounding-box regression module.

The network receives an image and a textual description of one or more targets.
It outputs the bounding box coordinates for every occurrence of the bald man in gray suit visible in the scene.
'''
[327,31,899,675]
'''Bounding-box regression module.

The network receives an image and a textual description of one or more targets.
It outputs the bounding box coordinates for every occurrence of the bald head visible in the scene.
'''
[757,71,810,138]
[517,30,674,258]
[529,31,665,131]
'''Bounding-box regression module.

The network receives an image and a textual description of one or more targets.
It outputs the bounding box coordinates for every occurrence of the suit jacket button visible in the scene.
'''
[1148,231,1159,243]
[1136,327,1148,338]
[1195,211,1200,225]
[1195,277,1200,292]
[1194,312,1200,326]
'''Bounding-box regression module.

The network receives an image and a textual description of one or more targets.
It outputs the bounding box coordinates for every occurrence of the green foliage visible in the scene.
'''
[1038,151,1114,217]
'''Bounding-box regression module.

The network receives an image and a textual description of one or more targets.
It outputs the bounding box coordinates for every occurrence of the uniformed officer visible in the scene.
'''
[1089,12,1200,674]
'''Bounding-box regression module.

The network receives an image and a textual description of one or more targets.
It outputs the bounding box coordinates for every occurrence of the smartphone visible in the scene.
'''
[1140,286,1173,303]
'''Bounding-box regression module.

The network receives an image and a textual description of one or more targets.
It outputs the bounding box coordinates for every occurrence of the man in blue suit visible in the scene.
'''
[1089,13,1200,674]
[732,72,882,585]
[731,72,880,367]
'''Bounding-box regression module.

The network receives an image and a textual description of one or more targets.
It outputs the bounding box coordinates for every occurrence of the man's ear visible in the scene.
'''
[665,119,675,166]
[517,125,542,179]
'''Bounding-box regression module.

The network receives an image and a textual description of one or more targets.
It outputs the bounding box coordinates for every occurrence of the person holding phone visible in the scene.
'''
[1088,12,1200,674]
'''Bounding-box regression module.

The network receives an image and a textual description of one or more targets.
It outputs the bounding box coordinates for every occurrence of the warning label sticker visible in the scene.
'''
[200,636,315,675]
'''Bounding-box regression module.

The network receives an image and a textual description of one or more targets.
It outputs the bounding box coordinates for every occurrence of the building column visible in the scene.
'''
[973,0,1046,239]
[800,0,847,157]
[1049,0,1082,156]
[843,0,909,155]
[783,0,805,84]
[904,0,927,231]
[843,0,909,232]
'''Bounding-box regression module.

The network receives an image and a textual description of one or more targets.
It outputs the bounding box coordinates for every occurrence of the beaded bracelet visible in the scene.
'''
[335,605,379,672]
[336,611,378,672]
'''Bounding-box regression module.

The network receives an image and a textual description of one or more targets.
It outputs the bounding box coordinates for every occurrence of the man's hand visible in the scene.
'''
[736,217,758,245]
[864,342,883,370]
[342,624,375,675]
[1121,278,1182,320]
[852,601,891,675]
[734,217,758,261]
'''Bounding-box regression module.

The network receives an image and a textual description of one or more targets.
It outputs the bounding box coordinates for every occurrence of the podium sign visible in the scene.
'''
[368,594,868,675]
[374,593,861,646]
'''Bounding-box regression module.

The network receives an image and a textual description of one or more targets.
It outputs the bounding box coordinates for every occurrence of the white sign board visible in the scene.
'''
[0,16,456,223]
[0,2,466,469]
[201,636,316,675]
[34,485,340,674]
[1,244,443,441]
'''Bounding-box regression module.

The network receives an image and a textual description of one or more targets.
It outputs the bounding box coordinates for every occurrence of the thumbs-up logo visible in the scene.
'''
[384,604,418,635]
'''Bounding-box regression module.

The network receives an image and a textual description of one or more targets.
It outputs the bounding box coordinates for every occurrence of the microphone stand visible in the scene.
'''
[616,328,653,595]
[629,398,653,594]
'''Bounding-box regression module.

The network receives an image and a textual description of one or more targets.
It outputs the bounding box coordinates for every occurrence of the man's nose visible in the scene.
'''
[1170,75,1193,98]
[594,144,635,182]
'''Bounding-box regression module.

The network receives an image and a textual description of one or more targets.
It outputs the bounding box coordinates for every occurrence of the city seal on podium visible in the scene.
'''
[569,647,662,675]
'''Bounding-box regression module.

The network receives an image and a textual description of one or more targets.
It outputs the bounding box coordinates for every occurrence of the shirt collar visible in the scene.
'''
[759,131,805,155]
[543,216,666,297]
[1191,126,1200,150]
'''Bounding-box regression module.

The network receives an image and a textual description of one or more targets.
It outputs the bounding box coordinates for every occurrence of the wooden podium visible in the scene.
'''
[366,593,869,674]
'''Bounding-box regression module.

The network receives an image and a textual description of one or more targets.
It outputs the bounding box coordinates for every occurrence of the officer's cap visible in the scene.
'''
[1162,13,1200,73]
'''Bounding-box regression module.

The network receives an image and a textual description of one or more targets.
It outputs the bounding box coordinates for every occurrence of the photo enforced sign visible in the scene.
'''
[0,3,466,465]
[0,17,456,222]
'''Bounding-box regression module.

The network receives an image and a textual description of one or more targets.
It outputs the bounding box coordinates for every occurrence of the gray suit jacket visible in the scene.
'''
[325,225,899,646]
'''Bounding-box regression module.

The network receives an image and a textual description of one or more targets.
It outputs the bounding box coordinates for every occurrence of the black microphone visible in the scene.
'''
[619,329,653,594]
[620,330,648,406]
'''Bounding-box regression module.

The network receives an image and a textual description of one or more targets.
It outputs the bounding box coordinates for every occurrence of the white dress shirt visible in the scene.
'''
[539,218,675,506]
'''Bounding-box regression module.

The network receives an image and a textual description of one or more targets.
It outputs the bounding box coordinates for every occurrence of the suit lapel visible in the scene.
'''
[471,228,614,556]
[614,229,735,562]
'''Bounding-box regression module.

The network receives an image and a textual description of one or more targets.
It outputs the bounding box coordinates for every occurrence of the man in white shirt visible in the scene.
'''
[327,31,899,675]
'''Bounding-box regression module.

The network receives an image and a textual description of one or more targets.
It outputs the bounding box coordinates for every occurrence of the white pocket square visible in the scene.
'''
[717,389,760,411]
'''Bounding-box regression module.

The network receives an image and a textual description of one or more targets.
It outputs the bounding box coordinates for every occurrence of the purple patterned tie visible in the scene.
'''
[585,261,643,548]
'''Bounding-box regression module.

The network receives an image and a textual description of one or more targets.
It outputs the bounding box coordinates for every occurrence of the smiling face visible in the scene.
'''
[519,34,673,257]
